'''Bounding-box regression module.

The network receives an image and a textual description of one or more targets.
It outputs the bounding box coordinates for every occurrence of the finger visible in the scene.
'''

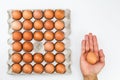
[85,35,89,52]
[89,33,93,52]
[81,40,86,54]
[93,35,99,56]
[99,49,105,63]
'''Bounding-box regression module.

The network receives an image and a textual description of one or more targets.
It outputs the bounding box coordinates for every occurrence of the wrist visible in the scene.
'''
[83,74,98,80]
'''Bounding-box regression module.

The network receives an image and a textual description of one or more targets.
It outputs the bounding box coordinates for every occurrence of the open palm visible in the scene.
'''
[80,33,105,76]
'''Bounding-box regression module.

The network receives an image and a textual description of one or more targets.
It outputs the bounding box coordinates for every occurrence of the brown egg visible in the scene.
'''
[23,20,33,30]
[55,20,64,30]
[56,64,66,74]
[33,53,43,63]
[55,31,64,41]
[12,10,22,20]
[23,10,32,19]
[55,53,65,63]
[44,42,54,51]
[55,10,65,20]
[12,53,22,63]
[45,64,55,73]
[44,52,54,63]
[44,20,54,30]
[23,53,33,63]
[33,10,43,19]
[55,42,65,52]
[23,64,33,74]
[44,31,54,41]
[23,31,33,41]
[34,31,43,41]
[12,31,22,41]
[12,64,22,73]
[12,42,22,52]
[34,20,43,30]
[11,21,22,31]
[44,9,54,19]
[23,42,33,52]
[86,52,98,65]
[33,64,44,74]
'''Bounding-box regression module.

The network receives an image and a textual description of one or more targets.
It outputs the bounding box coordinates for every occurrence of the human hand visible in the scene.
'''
[80,33,105,80]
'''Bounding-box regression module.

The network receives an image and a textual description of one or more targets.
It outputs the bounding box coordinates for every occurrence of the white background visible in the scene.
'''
[0,0,120,80]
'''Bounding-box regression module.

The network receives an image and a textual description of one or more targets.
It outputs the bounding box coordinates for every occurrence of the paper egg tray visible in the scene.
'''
[7,9,71,75]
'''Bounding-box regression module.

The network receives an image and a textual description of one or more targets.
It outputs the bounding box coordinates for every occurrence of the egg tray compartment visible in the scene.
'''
[7,9,71,75]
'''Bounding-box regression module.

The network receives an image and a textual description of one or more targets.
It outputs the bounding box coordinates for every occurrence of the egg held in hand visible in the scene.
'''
[86,52,98,65]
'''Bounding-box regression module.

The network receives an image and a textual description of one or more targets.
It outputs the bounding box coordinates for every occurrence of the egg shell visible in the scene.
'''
[23,10,33,19]
[23,53,33,63]
[23,64,33,74]
[33,64,44,74]
[11,53,22,63]
[55,9,65,20]
[12,10,22,20]
[23,31,33,41]
[12,31,23,41]
[23,20,33,30]
[44,9,54,19]
[33,31,43,41]
[55,53,65,63]
[33,53,43,63]
[55,20,64,30]
[56,64,66,74]
[45,64,55,73]
[55,42,65,52]
[55,31,65,41]
[44,42,54,52]
[44,20,54,30]
[12,64,22,74]
[23,42,33,52]
[11,21,22,31]
[44,31,54,41]
[44,52,55,63]
[86,52,98,65]
[12,42,22,52]
[33,10,43,19]
[34,20,43,30]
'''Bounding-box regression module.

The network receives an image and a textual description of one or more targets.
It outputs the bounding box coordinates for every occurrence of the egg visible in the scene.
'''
[33,10,43,19]
[55,9,65,20]
[12,31,22,41]
[45,64,55,73]
[44,20,54,30]
[23,31,33,41]
[44,42,54,51]
[23,10,32,19]
[55,20,64,30]
[55,31,64,41]
[55,53,65,63]
[23,42,33,52]
[44,9,54,19]
[23,64,33,74]
[44,52,54,63]
[12,64,22,73]
[56,64,66,74]
[11,21,22,31]
[55,42,65,52]
[23,20,33,30]
[23,53,33,63]
[12,10,22,20]
[12,53,22,63]
[44,31,54,41]
[12,42,22,52]
[34,31,43,41]
[33,64,44,74]
[34,20,43,30]
[33,53,43,63]
[86,52,98,65]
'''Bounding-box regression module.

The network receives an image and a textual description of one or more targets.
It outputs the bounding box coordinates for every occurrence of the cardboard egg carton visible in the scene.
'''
[7,9,71,75]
